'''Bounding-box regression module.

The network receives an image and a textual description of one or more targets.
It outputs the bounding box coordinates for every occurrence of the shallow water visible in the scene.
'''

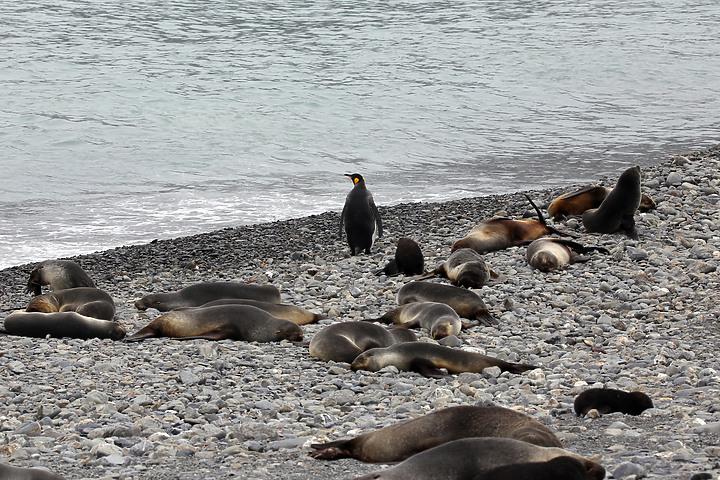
[1,0,718,269]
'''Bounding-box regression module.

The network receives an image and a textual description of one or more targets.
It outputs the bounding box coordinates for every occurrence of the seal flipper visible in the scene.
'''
[474,311,499,327]
[124,330,158,342]
[501,362,537,375]
[619,214,639,239]
[524,194,578,239]
[308,440,354,460]
[411,359,449,378]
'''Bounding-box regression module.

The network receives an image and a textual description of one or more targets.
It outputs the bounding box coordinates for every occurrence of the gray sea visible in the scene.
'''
[1,0,718,270]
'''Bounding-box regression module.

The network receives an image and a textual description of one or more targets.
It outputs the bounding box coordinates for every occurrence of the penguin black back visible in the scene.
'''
[340,173,383,255]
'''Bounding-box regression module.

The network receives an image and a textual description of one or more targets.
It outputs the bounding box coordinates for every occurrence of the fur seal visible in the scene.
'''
[415,248,500,288]
[350,342,535,377]
[378,237,424,276]
[2,311,125,340]
[472,456,588,480]
[309,321,417,363]
[26,287,115,320]
[134,282,281,311]
[525,238,609,272]
[582,166,642,238]
[350,437,606,480]
[340,173,383,255]
[451,195,569,254]
[367,302,463,339]
[0,462,66,480]
[199,299,322,325]
[547,185,656,221]
[310,405,562,462]
[125,304,303,342]
[574,388,653,416]
[397,281,496,326]
[26,260,95,296]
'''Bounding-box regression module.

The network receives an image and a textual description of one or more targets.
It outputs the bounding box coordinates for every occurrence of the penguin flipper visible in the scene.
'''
[369,195,383,237]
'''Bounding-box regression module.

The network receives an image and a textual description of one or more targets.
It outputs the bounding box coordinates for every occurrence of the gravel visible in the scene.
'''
[1,145,719,480]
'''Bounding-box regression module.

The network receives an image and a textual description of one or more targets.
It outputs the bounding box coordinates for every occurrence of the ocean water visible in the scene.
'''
[1,0,718,270]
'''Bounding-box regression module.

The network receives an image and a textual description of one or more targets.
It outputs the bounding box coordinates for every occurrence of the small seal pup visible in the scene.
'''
[2,311,126,340]
[125,305,303,342]
[26,287,116,320]
[350,437,606,480]
[309,321,417,363]
[525,238,609,272]
[377,237,424,276]
[397,281,496,326]
[26,259,95,295]
[582,166,642,238]
[547,185,656,220]
[309,405,562,462]
[366,302,463,339]
[134,281,281,311]
[574,388,653,416]
[340,173,383,255]
[351,343,535,377]
[198,299,322,325]
[415,248,501,288]
[451,195,569,254]
[0,462,66,480]
[472,456,589,480]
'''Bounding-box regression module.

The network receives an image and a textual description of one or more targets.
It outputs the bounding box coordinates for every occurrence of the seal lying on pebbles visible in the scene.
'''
[574,388,654,416]
[2,311,126,340]
[126,305,303,342]
[547,185,656,221]
[0,462,66,480]
[340,173,383,255]
[26,287,116,320]
[451,195,569,254]
[309,321,417,364]
[350,437,606,480]
[472,456,589,480]
[397,281,497,326]
[198,299,322,325]
[378,237,424,276]
[524,238,609,272]
[415,248,500,288]
[350,343,535,377]
[582,166,642,238]
[26,259,95,295]
[134,282,281,311]
[366,302,463,339]
[309,405,562,462]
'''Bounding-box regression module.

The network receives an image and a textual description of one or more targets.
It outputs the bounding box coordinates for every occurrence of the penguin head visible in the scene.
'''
[345,173,365,185]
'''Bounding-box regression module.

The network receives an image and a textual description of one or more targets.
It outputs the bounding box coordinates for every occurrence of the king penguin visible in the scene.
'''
[340,173,383,255]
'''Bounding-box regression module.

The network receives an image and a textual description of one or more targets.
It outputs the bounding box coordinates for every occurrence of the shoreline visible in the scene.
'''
[1,145,719,479]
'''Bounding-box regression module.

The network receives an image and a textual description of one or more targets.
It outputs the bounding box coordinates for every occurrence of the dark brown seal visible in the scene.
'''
[471,456,589,480]
[26,287,115,320]
[0,462,66,480]
[525,238,609,272]
[582,166,642,238]
[574,388,653,416]
[415,248,501,288]
[367,302,462,339]
[134,282,281,311]
[310,405,562,462]
[378,237,424,276]
[199,299,322,325]
[26,259,95,296]
[350,342,535,377]
[397,281,497,326]
[3,311,125,340]
[309,321,417,364]
[547,185,656,221]
[125,305,302,342]
[350,437,605,480]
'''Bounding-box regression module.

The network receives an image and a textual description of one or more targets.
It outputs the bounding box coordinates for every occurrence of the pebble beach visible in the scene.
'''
[1,145,719,480]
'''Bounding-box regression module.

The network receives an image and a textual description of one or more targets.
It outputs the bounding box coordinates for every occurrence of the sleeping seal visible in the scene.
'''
[0,462,66,480]
[310,405,562,462]
[525,238,609,272]
[548,185,655,221]
[199,299,322,325]
[26,259,95,295]
[472,456,589,480]
[415,248,500,288]
[309,321,417,363]
[574,388,653,416]
[134,282,281,311]
[397,281,496,326]
[366,302,463,339]
[3,311,125,340]
[26,287,116,320]
[582,166,642,238]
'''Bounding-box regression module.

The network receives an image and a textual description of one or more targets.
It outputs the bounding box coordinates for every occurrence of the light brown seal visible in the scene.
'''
[309,321,417,364]
[366,302,463,339]
[2,311,125,340]
[134,281,281,311]
[199,299,322,325]
[26,259,95,295]
[350,343,535,377]
[26,287,115,320]
[309,405,562,462]
[472,456,589,480]
[574,388,654,416]
[415,248,501,288]
[350,437,605,480]
[0,462,66,480]
[125,305,302,342]
[582,166,642,238]
[397,281,496,326]
[547,185,656,221]
[525,238,609,272]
